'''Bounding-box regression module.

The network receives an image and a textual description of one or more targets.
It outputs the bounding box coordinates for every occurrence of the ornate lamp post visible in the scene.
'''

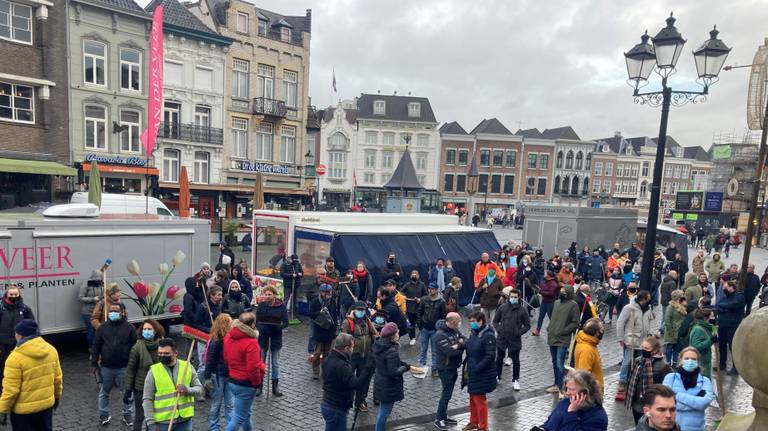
[625,13,730,291]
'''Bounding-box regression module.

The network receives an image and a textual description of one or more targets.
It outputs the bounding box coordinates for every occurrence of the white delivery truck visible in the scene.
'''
[0,205,210,334]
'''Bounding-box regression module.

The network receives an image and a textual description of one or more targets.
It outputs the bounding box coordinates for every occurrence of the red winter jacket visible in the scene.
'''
[503,267,517,288]
[223,321,266,388]
[539,276,561,304]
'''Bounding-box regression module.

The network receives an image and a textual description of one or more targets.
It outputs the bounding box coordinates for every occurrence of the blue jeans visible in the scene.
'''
[261,348,281,380]
[537,302,554,331]
[419,328,437,368]
[225,384,255,431]
[155,421,192,431]
[82,314,95,347]
[375,402,394,431]
[548,346,568,389]
[659,305,668,331]
[209,374,234,430]
[664,343,678,368]
[320,403,348,431]
[619,346,640,385]
[98,367,132,419]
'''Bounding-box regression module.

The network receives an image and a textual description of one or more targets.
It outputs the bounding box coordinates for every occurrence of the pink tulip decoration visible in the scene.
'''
[166,285,180,299]
[169,304,182,313]
[133,281,149,300]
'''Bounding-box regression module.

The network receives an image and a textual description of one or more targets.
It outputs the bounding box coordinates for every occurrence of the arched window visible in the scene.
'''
[562,175,570,194]
[586,153,592,170]
[575,151,584,170]
[572,177,579,195]
[565,150,574,169]
[553,175,561,194]
[640,180,648,198]
[582,177,589,195]
[556,151,563,169]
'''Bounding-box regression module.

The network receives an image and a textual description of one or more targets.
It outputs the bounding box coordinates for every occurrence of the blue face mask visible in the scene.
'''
[142,329,155,340]
[509,298,519,305]
[374,317,385,325]
[681,359,698,372]
[108,311,121,322]
[354,310,365,319]
[470,321,480,330]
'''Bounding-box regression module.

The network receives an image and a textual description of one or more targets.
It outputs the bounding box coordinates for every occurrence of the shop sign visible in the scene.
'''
[85,153,147,167]
[703,192,723,212]
[236,160,290,175]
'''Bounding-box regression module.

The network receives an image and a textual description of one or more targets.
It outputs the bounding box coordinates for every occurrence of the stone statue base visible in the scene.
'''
[717,412,754,430]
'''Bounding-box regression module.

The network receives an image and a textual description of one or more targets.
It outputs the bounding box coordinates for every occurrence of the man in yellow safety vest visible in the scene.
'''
[142,338,203,431]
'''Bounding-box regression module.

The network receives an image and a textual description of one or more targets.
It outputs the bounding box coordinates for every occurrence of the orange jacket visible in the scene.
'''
[473,260,500,288]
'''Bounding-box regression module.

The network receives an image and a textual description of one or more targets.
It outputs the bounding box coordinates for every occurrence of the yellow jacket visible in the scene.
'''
[375,291,407,314]
[0,337,63,414]
[573,331,604,393]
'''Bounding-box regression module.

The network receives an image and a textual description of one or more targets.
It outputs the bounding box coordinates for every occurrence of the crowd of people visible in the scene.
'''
[0,233,763,431]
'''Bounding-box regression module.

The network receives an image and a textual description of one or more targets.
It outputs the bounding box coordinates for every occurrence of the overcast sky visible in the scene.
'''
[157,0,768,148]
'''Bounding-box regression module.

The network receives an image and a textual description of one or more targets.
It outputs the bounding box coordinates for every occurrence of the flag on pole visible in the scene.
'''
[332,68,337,93]
[140,5,164,159]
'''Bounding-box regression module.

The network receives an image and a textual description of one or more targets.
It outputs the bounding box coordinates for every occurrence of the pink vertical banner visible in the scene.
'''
[140,5,164,158]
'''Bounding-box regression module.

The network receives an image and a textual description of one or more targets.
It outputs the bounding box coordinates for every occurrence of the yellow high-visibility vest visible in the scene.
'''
[149,360,194,423]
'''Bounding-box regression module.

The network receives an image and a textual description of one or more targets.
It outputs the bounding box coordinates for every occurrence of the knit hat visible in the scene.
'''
[502,286,514,297]
[14,319,38,337]
[201,262,211,270]
[229,280,241,290]
[379,322,398,338]
[319,283,333,293]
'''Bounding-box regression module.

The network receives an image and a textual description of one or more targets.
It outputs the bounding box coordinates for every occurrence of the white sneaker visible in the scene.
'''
[513,380,521,391]
[409,338,416,346]
[504,357,513,366]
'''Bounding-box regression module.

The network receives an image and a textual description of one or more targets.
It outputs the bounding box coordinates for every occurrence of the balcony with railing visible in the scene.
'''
[253,97,287,118]
[158,122,223,145]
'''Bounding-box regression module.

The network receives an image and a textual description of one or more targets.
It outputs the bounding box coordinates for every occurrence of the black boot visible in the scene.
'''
[255,384,263,397]
[272,379,283,397]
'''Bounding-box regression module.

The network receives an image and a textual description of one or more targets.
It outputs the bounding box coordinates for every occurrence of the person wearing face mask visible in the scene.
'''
[417,284,447,376]
[476,267,502,323]
[340,302,377,412]
[321,333,362,431]
[626,336,673,424]
[91,283,124,330]
[463,311,497,431]
[382,252,403,288]
[223,312,266,430]
[432,312,465,430]
[0,319,62,430]
[372,322,414,431]
[223,280,252,319]
[715,280,745,375]
[616,290,654,402]
[310,284,339,379]
[585,249,606,286]
[429,258,450,295]
[143,337,204,431]
[91,303,136,427]
[662,347,713,431]
[577,245,591,279]
[124,319,164,431]
[574,318,605,393]
[400,271,427,346]
[492,289,529,390]
[255,286,288,396]
[617,282,639,316]
[662,292,687,367]
[545,287,579,396]
[204,314,234,431]
[0,287,34,391]
[231,266,253,304]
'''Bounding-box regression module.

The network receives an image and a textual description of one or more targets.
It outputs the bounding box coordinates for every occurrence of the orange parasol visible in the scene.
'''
[179,166,190,217]
[253,172,265,211]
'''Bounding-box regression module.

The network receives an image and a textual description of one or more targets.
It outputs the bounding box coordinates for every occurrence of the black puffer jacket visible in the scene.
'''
[203,338,228,380]
[0,299,34,346]
[433,320,465,371]
[92,318,137,368]
[372,339,409,403]
[400,280,427,314]
[222,292,251,318]
[322,349,360,411]
[465,324,497,395]
[309,296,338,343]
[492,302,530,351]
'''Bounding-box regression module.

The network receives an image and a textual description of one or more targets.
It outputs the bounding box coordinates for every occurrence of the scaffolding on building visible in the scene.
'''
[709,129,761,213]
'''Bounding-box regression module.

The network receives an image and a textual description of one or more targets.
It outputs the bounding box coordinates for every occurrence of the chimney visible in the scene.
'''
[305,9,312,33]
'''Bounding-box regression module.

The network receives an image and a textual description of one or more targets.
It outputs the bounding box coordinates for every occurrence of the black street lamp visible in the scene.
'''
[625,13,730,292]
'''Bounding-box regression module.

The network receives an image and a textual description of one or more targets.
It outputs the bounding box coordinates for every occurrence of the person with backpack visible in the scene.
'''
[417,284,447,376]
[443,277,461,314]
[492,288,530,390]
[309,284,338,380]
[340,302,377,412]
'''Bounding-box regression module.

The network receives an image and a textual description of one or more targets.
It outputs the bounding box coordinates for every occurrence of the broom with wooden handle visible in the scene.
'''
[167,326,210,429]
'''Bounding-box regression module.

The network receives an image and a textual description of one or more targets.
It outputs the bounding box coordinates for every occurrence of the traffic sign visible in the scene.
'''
[316,164,327,176]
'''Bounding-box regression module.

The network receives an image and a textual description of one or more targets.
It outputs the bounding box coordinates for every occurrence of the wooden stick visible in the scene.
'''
[102,269,108,323]
[167,339,196,430]
[200,281,214,326]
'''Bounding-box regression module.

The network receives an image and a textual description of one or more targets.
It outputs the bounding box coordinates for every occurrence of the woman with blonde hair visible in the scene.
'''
[204,313,234,430]
[662,346,714,431]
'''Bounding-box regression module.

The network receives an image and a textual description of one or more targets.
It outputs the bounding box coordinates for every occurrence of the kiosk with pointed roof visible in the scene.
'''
[383,141,424,213]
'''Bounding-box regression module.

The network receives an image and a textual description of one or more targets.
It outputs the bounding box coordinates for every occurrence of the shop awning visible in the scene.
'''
[83,163,159,176]
[0,158,76,176]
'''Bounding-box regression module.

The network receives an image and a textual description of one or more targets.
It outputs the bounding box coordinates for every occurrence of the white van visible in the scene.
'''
[70,192,173,216]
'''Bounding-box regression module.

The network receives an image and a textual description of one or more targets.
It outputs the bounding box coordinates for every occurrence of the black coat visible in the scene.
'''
[0,300,34,346]
[256,299,289,350]
[417,296,447,330]
[203,338,228,380]
[322,349,360,411]
[400,280,427,314]
[92,318,137,368]
[434,320,465,371]
[309,296,338,342]
[492,302,530,351]
[380,296,407,336]
[280,260,303,290]
[372,339,409,403]
[465,324,497,395]
[383,261,403,287]
[222,292,251,318]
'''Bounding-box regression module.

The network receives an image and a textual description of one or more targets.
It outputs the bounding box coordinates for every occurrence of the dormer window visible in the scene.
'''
[602,144,610,153]
[408,102,420,118]
[281,27,291,42]
[257,19,267,36]
[373,100,386,115]
[236,12,249,34]
[625,146,632,155]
